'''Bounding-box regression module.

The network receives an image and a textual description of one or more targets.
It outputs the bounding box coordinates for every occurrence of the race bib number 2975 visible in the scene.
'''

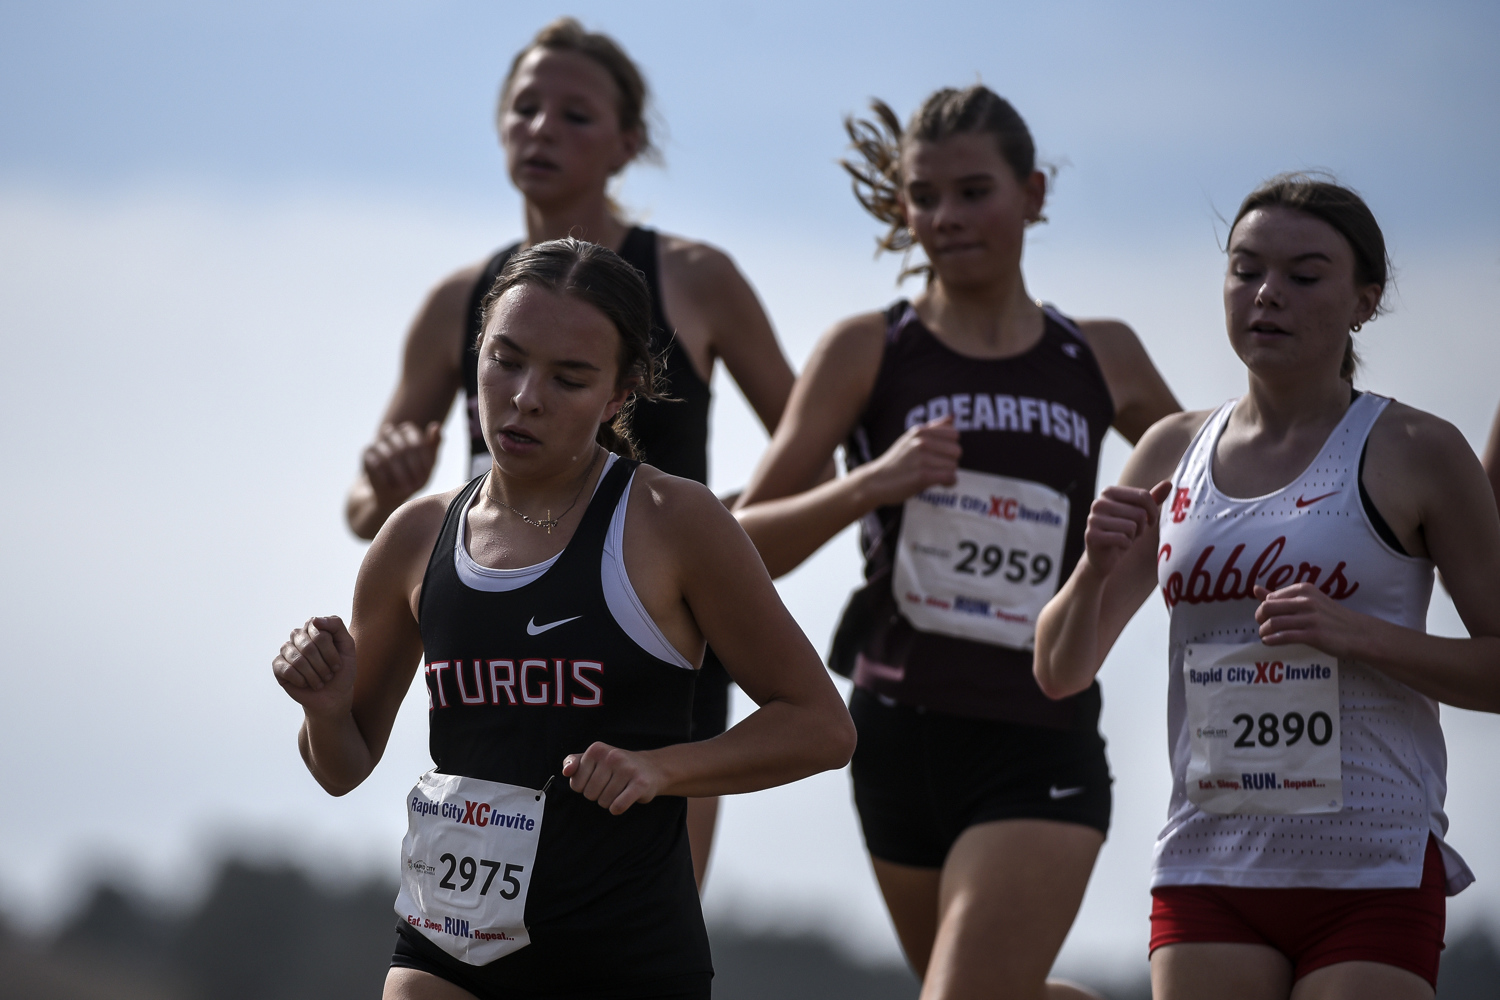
[393,770,545,965]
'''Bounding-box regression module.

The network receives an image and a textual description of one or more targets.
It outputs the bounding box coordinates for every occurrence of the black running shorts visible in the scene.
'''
[849,688,1111,868]
[391,923,712,999]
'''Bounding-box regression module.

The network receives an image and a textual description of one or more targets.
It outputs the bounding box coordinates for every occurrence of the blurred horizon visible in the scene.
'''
[2,0,1498,986]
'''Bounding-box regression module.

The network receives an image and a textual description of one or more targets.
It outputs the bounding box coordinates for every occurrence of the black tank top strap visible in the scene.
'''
[548,455,639,581]
[619,228,673,338]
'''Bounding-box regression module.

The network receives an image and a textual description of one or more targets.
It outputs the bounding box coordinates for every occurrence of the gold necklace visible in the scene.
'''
[486,448,601,535]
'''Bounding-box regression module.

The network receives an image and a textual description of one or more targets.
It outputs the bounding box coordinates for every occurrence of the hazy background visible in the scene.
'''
[2,0,1498,985]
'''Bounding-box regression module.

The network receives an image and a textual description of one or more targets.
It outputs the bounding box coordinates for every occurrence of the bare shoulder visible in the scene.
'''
[628,464,735,533]
[655,231,743,290]
[1122,409,1213,486]
[427,260,488,318]
[1072,317,1144,357]
[1071,317,1155,384]
[813,309,888,366]
[368,488,456,569]
[1370,399,1476,472]
[403,259,489,364]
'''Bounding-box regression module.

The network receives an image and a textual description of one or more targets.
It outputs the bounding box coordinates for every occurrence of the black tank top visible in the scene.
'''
[463,227,712,484]
[415,458,711,989]
[834,302,1114,730]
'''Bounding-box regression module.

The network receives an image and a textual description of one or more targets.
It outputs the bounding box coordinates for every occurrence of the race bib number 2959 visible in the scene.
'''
[393,770,545,965]
[893,469,1068,650]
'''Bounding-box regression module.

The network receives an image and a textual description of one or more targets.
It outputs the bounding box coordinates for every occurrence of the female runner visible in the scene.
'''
[733,86,1179,999]
[1034,175,1500,999]
[276,239,855,999]
[344,18,805,885]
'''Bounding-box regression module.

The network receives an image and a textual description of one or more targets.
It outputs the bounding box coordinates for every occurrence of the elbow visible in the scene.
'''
[1033,662,1085,702]
[827,712,858,770]
[806,704,857,773]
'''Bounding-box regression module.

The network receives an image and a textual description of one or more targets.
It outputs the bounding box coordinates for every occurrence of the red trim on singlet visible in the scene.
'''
[1149,834,1447,987]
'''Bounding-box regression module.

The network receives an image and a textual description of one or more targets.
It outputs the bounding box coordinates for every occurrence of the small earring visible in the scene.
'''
[1351,322,1363,333]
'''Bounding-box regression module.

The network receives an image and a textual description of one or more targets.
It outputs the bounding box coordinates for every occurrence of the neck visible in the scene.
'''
[485,445,604,516]
[1239,368,1352,438]
[916,268,1041,353]
[523,191,629,250]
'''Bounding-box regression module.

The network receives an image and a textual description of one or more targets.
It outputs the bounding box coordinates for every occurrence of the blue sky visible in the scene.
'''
[5,1,1497,243]
[2,0,1498,978]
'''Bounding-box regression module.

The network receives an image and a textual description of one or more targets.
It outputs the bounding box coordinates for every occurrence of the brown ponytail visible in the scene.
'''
[842,85,1042,281]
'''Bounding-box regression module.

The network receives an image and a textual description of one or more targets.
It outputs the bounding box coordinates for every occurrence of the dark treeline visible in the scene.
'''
[0,859,1496,999]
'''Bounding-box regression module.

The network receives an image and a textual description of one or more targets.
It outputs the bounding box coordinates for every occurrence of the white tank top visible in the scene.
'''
[452,454,696,671]
[1153,392,1472,893]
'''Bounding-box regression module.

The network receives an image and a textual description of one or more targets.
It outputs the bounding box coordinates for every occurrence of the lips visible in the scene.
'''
[500,425,540,446]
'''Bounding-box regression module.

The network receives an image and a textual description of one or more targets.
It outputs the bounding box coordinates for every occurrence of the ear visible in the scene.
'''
[1352,281,1382,328]
[609,126,643,175]
[600,379,636,424]
[1023,169,1048,224]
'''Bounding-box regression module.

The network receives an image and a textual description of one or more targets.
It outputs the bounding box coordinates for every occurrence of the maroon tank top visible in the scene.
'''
[834,302,1113,729]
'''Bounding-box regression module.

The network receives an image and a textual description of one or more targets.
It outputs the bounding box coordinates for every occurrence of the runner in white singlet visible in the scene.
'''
[1034,175,1500,1000]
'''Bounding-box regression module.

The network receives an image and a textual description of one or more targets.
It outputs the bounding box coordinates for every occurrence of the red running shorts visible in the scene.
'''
[1149,834,1446,987]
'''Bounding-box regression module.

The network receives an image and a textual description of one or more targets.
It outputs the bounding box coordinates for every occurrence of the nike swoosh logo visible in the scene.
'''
[1295,491,1339,508]
[526,615,581,636]
[1049,785,1085,800]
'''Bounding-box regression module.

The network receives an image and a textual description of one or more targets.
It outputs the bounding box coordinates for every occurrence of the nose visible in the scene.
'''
[1254,274,1284,308]
[931,195,963,233]
[510,370,545,413]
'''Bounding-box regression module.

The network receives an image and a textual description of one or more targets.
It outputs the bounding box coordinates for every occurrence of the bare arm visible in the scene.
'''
[275,494,448,793]
[1034,412,1205,699]
[1256,407,1500,711]
[730,313,962,576]
[564,475,856,812]
[1076,319,1182,443]
[662,239,798,435]
[345,266,478,540]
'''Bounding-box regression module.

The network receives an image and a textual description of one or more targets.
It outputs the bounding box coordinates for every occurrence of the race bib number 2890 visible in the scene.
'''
[1184,643,1342,815]
[393,770,545,965]
[893,469,1068,650]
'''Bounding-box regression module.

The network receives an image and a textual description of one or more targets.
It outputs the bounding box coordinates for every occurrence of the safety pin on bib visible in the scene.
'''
[536,775,556,802]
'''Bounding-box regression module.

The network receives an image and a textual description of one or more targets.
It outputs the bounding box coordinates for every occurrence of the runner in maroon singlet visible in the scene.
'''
[735,87,1179,999]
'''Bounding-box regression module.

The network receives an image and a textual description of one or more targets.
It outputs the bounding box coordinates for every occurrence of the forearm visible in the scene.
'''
[646,696,855,799]
[1350,621,1500,712]
[735,469,877,578]
[1034,559,1111,699]
[299,710,379,796]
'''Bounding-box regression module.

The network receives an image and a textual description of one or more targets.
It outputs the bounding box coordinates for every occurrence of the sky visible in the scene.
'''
[2,0,1499,979]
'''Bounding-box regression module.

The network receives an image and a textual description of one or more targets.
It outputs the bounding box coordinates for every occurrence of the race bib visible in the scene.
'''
[892,469,1068,649]
[1184,643,1342,815]
[394,770,545,965]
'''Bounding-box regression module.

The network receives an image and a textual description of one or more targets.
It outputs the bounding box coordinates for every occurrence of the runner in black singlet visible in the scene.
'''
[735,87,1180,998]
[342,18,809,887]
[276,239,854,1000]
